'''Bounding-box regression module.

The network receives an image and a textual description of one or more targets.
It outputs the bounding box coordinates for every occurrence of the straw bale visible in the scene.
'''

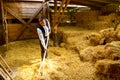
[88,28,119,46]
[95,59,120,79]
[80,45,105,62]
[98,13,116,22]
[88,33,102,46]
[93,21,111,30]
[99,28,115,38]
[86,28,118,46]
[104,41,120,60]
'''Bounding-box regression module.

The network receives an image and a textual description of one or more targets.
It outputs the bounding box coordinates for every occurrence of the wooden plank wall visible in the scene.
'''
[0,25,5,45]
[0,1,5,45]
[1,2,43,42]
[5,2,42,19]
[8,23,38,41]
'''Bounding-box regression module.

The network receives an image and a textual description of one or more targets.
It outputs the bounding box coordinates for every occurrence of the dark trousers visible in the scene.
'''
[39,38,48,61]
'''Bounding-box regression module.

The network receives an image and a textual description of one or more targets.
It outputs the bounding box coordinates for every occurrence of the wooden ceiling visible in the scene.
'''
[4,0,120,8]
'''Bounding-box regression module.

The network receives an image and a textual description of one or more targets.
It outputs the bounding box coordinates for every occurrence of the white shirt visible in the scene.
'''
[37,26,49,49]
[37,19,50,49]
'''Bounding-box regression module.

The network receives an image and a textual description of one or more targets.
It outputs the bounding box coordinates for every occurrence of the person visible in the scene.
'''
[37,16,51,61]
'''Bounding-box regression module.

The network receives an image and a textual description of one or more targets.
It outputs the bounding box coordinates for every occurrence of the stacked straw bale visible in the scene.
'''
[95,59,120,79]
[80,45,105,62]
[104,41,120,60]
[76,10,118,30]
[88,28,117,45]
[75,10,100,29]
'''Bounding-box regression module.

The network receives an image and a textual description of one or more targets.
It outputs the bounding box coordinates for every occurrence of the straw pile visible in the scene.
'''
[95,59,120,79]
[57,27,93,52]
[0,39,97,80]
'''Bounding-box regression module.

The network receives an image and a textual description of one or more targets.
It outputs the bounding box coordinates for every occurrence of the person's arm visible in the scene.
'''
[37,28,47,50]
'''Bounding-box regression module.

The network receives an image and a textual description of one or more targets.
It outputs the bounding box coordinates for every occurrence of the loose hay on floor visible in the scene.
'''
[0,39,97,80]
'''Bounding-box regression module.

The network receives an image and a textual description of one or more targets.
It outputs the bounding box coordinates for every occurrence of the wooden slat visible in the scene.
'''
[27,3,43,24]
[7,24,37,41]
[4,6,37,40]
[4,6,27,24]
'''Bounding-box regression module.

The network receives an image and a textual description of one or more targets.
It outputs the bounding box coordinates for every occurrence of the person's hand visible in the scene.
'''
[44,48,47,51]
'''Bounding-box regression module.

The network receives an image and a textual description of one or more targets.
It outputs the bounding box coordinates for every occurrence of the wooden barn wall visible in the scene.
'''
[8,24,38,41]
[2,2,43,42]
[75,10,119,30]
[101,5,117,14]
[0,2,5,45]
[4,2,42,19]
[0,25,4,45]
[59,12,72,26]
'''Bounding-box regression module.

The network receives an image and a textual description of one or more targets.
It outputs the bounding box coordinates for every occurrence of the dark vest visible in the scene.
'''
[37,24,46,38]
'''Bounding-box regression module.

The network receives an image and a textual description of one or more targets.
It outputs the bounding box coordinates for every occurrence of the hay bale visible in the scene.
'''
[104,41,120,60]
[93,21,110,30]
[95,59,120,79]
[99,28,117,44]
[80,46,105,62]
[88,33,102,46]
[98,13,116,22]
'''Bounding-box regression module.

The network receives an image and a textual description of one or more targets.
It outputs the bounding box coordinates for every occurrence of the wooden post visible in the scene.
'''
[46,1,50,21]
[1,0,8,50]
[52,0,71,46]
[52,0,58,46]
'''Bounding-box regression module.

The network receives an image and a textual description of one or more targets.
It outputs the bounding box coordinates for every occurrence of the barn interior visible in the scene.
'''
[0,0,120,80]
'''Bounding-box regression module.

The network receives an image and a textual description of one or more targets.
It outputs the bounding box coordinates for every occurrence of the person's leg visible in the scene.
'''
[40,42,44,61]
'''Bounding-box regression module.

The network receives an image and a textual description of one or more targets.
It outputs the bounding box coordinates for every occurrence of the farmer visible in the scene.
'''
[37,16,51,61]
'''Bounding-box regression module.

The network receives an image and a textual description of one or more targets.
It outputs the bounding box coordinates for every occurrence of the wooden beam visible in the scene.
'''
[4,6,27,25]
[4,6,37,40]
[1,0,8,50]
[53,0,66,29]
[53,0,58,31]
[52,0,71,46]
[54,0,57,13]
[46,1,50,21]
[0,0,4,35]
[27,3,43,24]
[56,0,71,27]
